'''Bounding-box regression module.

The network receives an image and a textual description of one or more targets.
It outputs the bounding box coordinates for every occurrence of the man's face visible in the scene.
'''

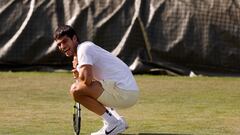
[56,35,77,57]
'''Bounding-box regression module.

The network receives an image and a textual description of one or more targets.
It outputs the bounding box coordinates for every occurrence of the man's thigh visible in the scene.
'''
[75,81,104,99]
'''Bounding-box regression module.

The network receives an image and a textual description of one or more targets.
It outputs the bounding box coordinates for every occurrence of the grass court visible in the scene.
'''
[0,72,240,135]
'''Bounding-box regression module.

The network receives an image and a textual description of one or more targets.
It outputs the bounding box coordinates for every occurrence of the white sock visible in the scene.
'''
[101,109,118,124]
[106,107,121,120]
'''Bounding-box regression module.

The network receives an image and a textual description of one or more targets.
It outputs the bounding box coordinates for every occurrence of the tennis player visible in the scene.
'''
[54,25,139,135]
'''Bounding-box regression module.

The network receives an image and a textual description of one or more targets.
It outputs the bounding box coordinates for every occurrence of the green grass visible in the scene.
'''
[0,72,240,135]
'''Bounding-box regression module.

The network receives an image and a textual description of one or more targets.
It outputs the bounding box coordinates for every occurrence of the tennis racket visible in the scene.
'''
[73,102,81,135]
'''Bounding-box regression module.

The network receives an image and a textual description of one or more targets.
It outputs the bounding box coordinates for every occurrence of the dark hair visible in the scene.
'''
[54,25,79,42]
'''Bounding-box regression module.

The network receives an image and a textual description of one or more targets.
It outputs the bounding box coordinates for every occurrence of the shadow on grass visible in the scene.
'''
[120,133,192,135]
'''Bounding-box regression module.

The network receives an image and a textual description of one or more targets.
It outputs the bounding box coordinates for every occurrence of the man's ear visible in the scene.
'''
[73,35,78,43]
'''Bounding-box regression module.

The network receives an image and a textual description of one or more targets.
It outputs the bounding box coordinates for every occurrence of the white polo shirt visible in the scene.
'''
[76,41,138,91]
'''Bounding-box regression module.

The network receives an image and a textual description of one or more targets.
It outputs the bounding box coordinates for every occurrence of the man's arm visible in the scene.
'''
[77,64,93,86]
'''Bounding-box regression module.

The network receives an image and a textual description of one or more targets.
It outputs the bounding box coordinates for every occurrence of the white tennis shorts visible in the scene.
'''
[97,80,139,109]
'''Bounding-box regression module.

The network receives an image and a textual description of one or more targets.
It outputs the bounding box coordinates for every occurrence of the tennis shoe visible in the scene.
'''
[91,120,108,135]
[91,117,127,135]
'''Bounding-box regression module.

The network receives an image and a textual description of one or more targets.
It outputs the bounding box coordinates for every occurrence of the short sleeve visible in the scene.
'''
[76,42,95,71]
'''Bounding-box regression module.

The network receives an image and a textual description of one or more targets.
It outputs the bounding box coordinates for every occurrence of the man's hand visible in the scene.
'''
[72,55,79,80]
[72,68,79,79]
[72,56,78,69]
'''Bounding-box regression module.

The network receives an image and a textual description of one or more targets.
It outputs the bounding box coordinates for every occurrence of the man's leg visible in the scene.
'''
[106,107,121,119]
[70,81,126,135]
[70,80,106,115]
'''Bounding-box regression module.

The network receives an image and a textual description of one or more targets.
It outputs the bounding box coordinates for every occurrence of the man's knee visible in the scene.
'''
[69,82,86,98]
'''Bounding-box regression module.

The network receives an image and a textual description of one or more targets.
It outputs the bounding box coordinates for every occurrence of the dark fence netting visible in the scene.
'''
[1,0,240,76]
